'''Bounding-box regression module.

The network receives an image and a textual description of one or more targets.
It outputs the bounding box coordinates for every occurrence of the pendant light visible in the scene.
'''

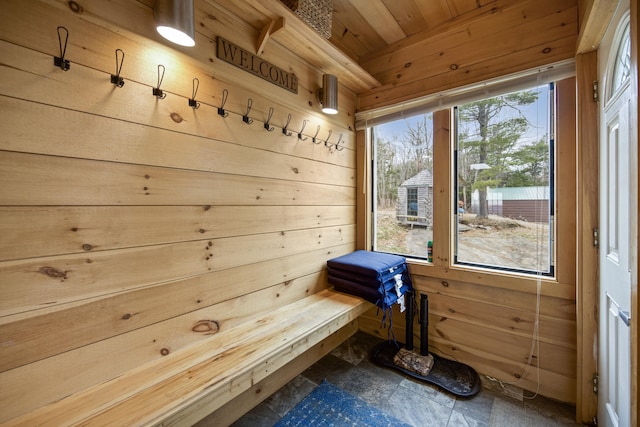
[154,0,196,47]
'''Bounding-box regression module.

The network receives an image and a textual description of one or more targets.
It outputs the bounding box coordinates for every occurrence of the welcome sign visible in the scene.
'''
[217,37,298,94]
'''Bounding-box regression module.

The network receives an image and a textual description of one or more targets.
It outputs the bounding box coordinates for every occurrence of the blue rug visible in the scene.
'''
[274,380,412,426]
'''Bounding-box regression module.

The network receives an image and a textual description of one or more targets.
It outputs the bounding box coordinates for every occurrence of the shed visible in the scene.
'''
[471,186,550,222]
[396,169,433,227]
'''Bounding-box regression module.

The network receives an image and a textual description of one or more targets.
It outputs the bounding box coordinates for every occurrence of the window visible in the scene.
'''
[406,187,418,216]
[362,61,574,280]
[372,113,434,258]
[610,20,631,97]
[454,84,554,275]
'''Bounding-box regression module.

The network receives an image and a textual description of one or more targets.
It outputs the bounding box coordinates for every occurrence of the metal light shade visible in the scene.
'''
[154,0,196,47]
[319,74,338,114]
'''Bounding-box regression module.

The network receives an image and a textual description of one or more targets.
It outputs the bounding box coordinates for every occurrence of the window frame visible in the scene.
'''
[452,83,556,277]
[406,187,418,217]
[361,76,576,290]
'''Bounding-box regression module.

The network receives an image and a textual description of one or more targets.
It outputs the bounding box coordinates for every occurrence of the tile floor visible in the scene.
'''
[214,332,584,426]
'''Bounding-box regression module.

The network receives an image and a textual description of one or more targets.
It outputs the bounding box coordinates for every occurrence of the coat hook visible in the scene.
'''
[153,64,166,99]
[312,125,322,144]
[335,133,344,151]
[324,129,333,148]
[298,120,308,141]
[110,48,125,87]
[189,77,200,109]
[243,98,253,124]
[282,113,293,136]
[54,26,70,71]
[264,107,275,131]
[218,89,229,117]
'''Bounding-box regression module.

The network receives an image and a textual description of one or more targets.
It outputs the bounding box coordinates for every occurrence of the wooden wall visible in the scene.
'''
[358,85,579,405]
[0,0,357,422]
[357,0,578,111]
[353,0,580,407]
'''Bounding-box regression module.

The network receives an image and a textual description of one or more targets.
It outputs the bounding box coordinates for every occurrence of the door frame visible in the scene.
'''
[576,0,638,424]
[630,2,638,425]
[598,7,633,425]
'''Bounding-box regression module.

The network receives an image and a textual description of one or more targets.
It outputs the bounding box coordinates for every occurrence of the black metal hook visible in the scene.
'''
[153,64,166,99]
[312,125,322,144]
[324,129,333,148]
[189,77,200,109]
[335,133,344,151]
[282,113,293,136]
[298,120,308,141]
[217,89,229,118]
[264,107,275,131]
[110,48,125,87]
[54,26,70,71]
[243,98,253,124]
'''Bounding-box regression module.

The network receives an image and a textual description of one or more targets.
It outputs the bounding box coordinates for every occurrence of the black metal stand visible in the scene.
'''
[420,293,429,356]
[405,290,414,351]
[370,291,481,398]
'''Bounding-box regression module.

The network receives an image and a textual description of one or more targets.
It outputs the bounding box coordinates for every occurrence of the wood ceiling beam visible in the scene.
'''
[576,0,618,53]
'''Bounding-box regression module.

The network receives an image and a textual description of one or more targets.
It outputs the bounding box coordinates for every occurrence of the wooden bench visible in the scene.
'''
[4,289,369,426]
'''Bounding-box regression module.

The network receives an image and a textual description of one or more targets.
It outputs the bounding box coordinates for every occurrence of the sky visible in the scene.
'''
[373,84,551,152]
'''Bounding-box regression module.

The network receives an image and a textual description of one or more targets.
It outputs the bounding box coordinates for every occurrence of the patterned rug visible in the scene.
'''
[274,380,412,426]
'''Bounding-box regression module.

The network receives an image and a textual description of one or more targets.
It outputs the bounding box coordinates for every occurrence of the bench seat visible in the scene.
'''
[5,289,368,427]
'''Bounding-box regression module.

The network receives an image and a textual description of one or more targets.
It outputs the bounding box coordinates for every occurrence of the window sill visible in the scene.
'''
[405,258,574,300]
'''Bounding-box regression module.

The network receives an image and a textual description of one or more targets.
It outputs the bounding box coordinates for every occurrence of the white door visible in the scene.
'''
[598,4,633,427]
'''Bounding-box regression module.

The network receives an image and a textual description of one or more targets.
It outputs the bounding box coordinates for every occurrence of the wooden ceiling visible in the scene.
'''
[208,0,578,108]
[330,0,491,60]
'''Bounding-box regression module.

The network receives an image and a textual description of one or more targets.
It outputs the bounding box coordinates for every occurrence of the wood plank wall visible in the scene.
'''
[359,88,579,405]
[357,0,578,111]
[353,0,580,407]
[0,0,357,422]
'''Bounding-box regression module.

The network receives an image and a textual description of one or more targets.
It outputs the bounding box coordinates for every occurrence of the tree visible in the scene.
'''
[374,114,433,209]
[399,114,433,181]
[374,134,399,208]
[457,90,539,217]
[505,136,550,187]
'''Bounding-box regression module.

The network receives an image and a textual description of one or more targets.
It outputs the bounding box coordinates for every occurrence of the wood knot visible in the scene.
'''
[121,313,131,320]
[450,64,459,70]
[68,1,83,13]
[404,62,411,68]
[39,266,67,280]
[441,281,449,287]
[82,243,93,251]
[291,167,299,174]
[170,112,184,123]
[192,320,220,335]
[448,308,456,313]
[542,47,552,54]
[513,317,522,323]
[160,348,170,356]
